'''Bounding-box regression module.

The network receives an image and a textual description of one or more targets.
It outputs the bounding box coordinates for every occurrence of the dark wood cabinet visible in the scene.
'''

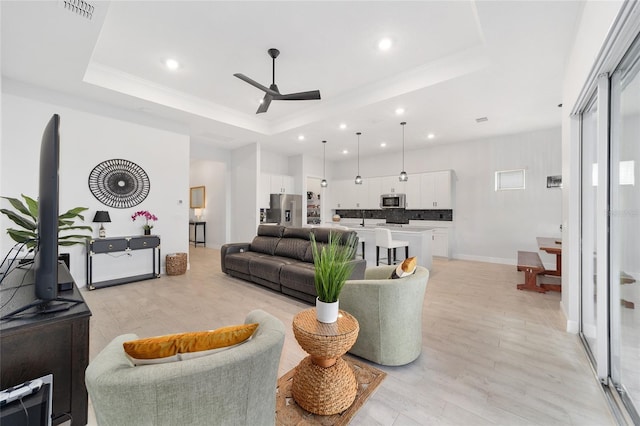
[86,235,161,290]
[1,275,91,425]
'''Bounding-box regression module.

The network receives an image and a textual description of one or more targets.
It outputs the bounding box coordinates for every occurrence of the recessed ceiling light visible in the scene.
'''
[165,58,179,70]
[298,135,305,141]
[342,150,349,154]
[378,38,392,51]
[380,142,387,148]
[339,123,347,130]
[395,107,405,115]
[427,133,435,139]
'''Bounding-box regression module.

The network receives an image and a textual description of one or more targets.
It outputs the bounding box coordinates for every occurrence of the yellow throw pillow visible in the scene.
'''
[123,323,259,365]
[390,257,417,279]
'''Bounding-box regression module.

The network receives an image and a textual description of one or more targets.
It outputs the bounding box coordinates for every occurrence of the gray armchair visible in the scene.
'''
[85,309,285,426]
[340,265,429,366]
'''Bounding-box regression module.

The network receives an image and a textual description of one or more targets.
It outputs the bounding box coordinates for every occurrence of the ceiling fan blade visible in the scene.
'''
[234,73,279,96]
[256,94,273,114]
[275,90,321,101]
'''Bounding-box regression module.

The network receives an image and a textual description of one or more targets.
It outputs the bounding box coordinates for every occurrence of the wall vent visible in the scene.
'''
[59,0,95,20]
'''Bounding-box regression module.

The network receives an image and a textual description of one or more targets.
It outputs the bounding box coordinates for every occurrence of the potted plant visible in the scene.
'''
[131,210,157,235]
[1,194,93,253]
[310,231,357,323]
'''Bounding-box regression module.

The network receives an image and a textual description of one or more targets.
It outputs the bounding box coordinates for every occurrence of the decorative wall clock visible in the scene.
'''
[88,159,150,208]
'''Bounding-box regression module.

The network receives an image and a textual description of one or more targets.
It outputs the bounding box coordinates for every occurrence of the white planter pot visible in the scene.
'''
[316,298,339,323]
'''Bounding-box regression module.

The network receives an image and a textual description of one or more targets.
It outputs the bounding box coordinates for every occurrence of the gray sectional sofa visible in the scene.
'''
[221,225,366,303]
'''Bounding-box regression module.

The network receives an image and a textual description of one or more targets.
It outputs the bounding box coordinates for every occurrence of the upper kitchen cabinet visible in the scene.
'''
[419,170,452,209]
[269,174,296,194]
[259,173,298,208]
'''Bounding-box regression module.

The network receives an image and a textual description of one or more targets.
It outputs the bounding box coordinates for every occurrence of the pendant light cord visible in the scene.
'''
[401,122,406,170]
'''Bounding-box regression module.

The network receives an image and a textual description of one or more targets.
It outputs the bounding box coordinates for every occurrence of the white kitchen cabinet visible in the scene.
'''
[419,170,452,209]
[432,228,450,258]
[365,177,382,209]
[381,175,402,194]
[269,174,296,194]
[331,179,351,209]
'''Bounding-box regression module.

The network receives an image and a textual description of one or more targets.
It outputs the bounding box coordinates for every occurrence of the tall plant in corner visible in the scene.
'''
[310,231,357,323]
[1,194,93,250]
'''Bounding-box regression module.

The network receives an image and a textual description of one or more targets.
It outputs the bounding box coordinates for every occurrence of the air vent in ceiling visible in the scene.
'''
[59,0,95,20]
[475,117,489,123]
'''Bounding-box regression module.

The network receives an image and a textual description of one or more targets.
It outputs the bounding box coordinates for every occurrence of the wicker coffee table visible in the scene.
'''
[291,308,359,415]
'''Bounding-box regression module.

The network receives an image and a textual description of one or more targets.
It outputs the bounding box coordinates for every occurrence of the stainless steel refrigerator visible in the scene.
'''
[267,194,303,226]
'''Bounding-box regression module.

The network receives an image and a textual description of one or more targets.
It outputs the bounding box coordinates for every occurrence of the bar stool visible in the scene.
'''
[375,228,409,266]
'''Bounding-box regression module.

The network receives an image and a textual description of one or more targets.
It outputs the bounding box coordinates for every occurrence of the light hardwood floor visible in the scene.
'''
[82,247,615,425]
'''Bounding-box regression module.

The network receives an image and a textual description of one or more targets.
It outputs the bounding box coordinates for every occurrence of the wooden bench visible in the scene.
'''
[516,251,546,293]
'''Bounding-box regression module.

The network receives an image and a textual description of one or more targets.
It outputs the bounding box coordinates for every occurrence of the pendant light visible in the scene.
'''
[354,132,363,185]
[320,140,328,187]
[399,121,408,182]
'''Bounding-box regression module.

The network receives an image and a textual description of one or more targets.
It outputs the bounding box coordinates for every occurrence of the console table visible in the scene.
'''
[189,221,206,247]
[0,269,91,425]
[86,235,161,290]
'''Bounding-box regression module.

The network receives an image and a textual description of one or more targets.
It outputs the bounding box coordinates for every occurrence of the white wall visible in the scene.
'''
[329,126,562,265]
[561,0,626,332]
[189,141,231,248]
[1,93,190,288]
[231,143,259,242]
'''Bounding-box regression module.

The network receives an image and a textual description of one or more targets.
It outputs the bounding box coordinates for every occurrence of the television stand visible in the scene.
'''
[0,268,91,425]
[0,296,82,321]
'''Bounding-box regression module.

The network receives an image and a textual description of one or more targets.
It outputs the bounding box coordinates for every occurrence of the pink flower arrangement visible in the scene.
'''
[131,210,158,230]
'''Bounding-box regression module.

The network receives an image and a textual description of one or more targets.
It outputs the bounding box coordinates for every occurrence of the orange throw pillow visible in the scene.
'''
[123,323,259,364]
[390,257,417,279]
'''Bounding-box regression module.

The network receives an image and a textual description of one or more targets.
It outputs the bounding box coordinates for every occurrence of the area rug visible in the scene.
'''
[276,356,386,426]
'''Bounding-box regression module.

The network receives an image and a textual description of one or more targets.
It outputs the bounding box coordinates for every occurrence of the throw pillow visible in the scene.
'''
[390,257,417,279]
[123,323,259,365]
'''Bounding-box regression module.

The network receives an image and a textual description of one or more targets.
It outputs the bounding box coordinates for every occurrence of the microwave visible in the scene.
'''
[380,193,406,209]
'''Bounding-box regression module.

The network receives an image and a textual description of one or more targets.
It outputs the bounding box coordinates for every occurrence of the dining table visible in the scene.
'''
[537,237,562,276]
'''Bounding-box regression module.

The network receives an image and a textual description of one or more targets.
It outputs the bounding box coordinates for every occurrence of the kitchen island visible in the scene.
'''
[325,222,433,269]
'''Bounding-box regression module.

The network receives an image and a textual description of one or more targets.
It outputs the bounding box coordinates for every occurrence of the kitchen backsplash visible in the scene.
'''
[335,209,453,223]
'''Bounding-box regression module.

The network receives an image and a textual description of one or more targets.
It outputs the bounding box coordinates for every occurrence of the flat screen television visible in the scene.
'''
[0,114,80,320]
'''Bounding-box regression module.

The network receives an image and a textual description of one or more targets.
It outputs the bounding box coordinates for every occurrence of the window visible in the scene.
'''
[495,169,525,191]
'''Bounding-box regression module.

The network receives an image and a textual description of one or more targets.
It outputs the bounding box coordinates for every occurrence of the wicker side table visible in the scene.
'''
[291,308,359,415]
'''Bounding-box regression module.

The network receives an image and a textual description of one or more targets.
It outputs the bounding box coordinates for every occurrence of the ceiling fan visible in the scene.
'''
[234,48,321,114]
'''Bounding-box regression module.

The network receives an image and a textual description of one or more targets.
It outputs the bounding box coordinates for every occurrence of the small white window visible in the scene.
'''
[495,169,525,191]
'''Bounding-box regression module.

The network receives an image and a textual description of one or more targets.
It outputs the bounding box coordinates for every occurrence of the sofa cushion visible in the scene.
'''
[280,263,316,295]
[250,236,280,255]
[249,255,294,283]
[225,251,265,275]
[282,227,313,240]
[274,238,310,261]
[257,224,285,237]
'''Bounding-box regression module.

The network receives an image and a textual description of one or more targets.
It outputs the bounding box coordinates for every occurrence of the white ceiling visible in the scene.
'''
[1,1,582,160]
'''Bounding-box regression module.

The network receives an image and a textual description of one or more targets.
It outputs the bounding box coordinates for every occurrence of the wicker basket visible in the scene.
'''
[166,253,187,276]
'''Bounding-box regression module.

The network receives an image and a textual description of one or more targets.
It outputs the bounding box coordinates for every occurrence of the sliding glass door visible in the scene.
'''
[578,31,640,422]
[580,95,599,361]
[609,37,640,421]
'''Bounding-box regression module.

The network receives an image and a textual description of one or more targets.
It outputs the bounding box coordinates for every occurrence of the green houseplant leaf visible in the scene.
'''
[1,194,92,249]
[310,231,357,303]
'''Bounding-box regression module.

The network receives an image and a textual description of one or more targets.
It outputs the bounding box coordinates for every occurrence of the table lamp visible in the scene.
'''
[194,208,202,221]
[93,210,111,238]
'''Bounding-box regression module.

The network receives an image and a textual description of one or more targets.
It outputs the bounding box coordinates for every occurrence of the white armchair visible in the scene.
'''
[340,265,429,366]
[85,309,285,426]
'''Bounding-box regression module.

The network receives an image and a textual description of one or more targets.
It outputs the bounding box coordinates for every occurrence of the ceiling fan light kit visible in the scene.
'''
[399,122,408,182]
[234,48,321,114]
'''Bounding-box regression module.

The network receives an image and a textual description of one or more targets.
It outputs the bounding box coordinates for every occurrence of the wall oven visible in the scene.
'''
[380,193,406,209]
